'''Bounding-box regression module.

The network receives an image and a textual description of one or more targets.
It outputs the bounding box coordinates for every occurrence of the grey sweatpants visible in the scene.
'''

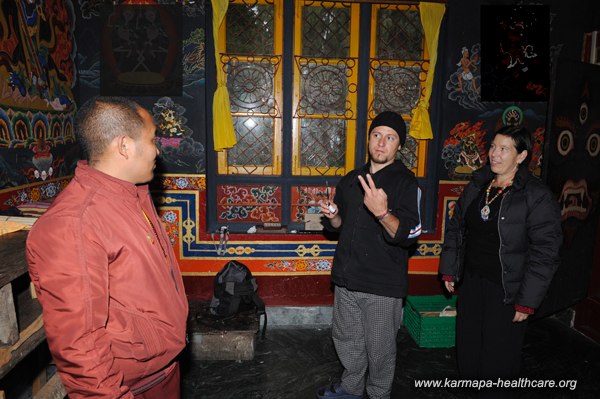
[332,285,404,399]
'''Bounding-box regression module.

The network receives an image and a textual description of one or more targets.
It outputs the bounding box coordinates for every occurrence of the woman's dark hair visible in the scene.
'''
[494,125,532,164]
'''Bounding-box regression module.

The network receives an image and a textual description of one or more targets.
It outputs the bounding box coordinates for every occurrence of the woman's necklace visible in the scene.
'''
[480,179,511,221]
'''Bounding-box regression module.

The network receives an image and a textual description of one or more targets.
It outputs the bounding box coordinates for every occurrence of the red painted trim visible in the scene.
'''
[183,273,445,306]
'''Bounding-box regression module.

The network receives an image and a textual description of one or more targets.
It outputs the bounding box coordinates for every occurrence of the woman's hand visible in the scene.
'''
[444,280,455,293]
[512,311,529,322]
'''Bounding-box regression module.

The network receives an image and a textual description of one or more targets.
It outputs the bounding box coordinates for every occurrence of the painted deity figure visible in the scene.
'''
[457,47,480,96]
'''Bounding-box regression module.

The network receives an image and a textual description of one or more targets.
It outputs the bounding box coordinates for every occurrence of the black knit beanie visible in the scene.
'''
[368,111,407,146]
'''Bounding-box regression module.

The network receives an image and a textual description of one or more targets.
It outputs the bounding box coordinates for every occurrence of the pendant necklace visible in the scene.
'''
[480,180,510,221]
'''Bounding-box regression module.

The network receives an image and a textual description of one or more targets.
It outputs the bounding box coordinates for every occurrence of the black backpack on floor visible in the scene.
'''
[209,260,267,338]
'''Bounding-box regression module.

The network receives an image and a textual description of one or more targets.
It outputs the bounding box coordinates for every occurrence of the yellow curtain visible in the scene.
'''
[409,2,445,140]
[212,0,237,151]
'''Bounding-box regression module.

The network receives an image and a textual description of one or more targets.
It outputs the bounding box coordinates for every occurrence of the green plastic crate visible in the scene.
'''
[404,295,457,348]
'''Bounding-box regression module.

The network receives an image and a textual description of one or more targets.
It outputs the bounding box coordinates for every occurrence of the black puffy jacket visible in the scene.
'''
[439,165,562,309]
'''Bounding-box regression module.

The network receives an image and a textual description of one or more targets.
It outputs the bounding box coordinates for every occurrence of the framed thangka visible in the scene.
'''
[100,3,182,97]
[480,5,549,102]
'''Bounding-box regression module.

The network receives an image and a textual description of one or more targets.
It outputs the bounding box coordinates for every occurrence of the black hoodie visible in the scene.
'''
[328,160,422,298]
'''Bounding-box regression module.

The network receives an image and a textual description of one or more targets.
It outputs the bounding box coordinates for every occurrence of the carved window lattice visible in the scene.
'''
[367,4,429,176]
[301,5,350,59]
[397,127,418,170]
[300,118,346,170]
[292,1,359,177]
[370,61,424,117]
[227,116,274,173]
[218,0,282,176]
[295,59,356,118]
[212,0,430,229]
[226,2,274,56]
[224,56,281,116]
[376,7,423,60]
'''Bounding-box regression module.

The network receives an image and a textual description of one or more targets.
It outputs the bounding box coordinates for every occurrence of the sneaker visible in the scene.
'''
[316,382,363,399]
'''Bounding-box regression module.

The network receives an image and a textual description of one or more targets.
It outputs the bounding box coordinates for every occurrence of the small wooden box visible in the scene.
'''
[187,301,260,361]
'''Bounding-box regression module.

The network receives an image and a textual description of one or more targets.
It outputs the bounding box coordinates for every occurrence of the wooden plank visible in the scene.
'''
[0,283,18,346]
[16,278,43,332]
[32,373,66,399]
[0,230,29,287]
[0,315,45,379]
[32,366,48,396]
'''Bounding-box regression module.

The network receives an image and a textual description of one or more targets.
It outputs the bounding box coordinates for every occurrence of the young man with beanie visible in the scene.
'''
[317,111,422,399]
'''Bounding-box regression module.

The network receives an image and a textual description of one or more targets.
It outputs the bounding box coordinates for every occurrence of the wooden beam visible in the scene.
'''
[32,373,67,399]
[0,284,19,346]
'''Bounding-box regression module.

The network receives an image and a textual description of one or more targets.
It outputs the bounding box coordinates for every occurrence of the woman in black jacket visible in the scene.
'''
[439,126,562,384]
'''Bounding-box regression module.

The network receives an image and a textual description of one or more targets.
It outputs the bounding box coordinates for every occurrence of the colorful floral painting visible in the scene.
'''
[217,184,281,223]
[264,259,332,273]
[160,209,179,247]
[291,185,330,222]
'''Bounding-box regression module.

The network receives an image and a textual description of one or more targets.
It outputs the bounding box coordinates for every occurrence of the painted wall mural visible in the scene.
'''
[0,0,76,111]
[439,104,546,182]
[99,3,183,97]
[446,43,484,111]
[148,174,443,276]
[0,0,78,211]
[480,5,550,102]
[152,96,205,173]
[74,0,207,174]
[537,58,600,317]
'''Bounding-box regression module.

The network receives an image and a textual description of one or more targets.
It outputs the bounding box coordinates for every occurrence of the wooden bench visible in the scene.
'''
[0,230,66,399]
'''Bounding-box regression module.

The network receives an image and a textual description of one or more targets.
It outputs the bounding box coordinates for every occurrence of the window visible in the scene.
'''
[292,1,359,176]
[217,0,283,175]
[209,0,431,233]
[369,3,429,175]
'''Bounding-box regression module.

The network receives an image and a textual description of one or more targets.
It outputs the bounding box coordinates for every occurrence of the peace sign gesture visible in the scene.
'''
[357,174,388,217]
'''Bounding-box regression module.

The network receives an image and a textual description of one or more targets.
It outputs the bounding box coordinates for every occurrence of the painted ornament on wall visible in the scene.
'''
[441,120,488,179]
[100,3,182,96]
[0,0,76,111]
[480,5,550,101]
[182,27,205,91]
[446,43,485,111]
[152,96,205,173]
[538,58,600,317]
